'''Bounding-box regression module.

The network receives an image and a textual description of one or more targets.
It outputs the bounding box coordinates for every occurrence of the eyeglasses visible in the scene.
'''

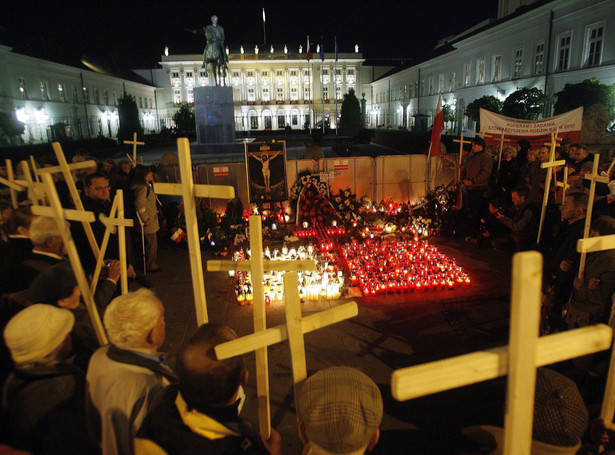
[90,185,110,191]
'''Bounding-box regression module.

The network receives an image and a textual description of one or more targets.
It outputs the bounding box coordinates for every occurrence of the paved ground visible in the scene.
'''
[146,234,515,454]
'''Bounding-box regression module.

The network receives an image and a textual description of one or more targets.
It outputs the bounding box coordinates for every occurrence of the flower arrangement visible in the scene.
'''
[331,188,362,222]
[289,172,328,203]
[297,183,336,225]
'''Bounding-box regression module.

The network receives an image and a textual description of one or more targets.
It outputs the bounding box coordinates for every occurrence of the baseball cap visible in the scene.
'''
[297,366,383,454]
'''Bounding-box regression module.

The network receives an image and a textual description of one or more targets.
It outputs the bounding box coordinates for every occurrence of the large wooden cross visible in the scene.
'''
[37,172,107,345]
[4,159,20,208]
[90,190,133,295]
[453,133,472,182]
[208,215,321,439]
[553,166,570,203]
[391,251,613,454]
[154,137,235,325]
[536,129,566,244]
[124,132,145,167]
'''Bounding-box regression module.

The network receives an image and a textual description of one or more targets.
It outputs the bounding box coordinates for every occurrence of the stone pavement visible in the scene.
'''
[146,235,514,454]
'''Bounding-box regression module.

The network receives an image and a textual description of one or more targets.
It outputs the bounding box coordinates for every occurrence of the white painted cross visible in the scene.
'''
[154,137,235,325]
[391,251,613,454]
[4,159,20,208]
[453,133,472,183]
[38,172,108,345]
[553,166,570,203]
[536,129,566,244]
[578,153,610,276]
[123,132,145,167]
[207,215,320,438]
[90,190,133,295]
[212,229,358,440]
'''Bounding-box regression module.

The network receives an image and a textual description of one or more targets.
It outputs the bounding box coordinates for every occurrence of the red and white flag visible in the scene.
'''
[429,93,444,157]
[306,35,311,61]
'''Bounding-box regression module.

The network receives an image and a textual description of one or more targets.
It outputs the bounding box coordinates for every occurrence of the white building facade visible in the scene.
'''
[138,45,376,132]
[370,0,615,132]
[0,45,158,143]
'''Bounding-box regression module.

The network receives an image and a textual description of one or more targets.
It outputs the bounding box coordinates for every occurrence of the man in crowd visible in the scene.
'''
[86,288,174,455]
[135,323,281,455]
[22,216,68,279]
[571,143,593,168]
[2,304,93,453]
[297,366,383,455]
[462,136,493,232]
[0,207,34,294]
[491,185,538,251]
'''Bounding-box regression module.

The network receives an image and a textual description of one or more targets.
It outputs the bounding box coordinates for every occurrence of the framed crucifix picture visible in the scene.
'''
[245,141,288,203]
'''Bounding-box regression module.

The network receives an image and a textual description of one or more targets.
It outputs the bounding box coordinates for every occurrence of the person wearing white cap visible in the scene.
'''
[86,288,175,455]
[2,304,93,453]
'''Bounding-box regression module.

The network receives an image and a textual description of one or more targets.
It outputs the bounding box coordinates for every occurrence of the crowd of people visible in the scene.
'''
[2,144,615,454]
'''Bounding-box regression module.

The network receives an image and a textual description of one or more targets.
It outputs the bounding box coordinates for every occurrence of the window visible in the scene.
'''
[250,113,258,129]
[585,24,603,66]
[262,88,270,102]
[450,72,455,91]
[173,88,182,104]
[278,112,285,128]
[172,72,180,78]
[113,92,117,105]
[290,87,298,101]
[420,79,425,96]
[261,70,269,77]
[40,80,49,100]
[428,76,434,94]
[292,112,298,125]
[247,71,255,77]
[323,86,329,100]
[93,88,100,104]
[493,55,502,82]
[247,87,255,102]
[18,78,28,99]
[187,88,194,104]
[275,70,283,77]
[513,48,523,79]
[276,87,284,101]
[185,71,193,78]
[464,62,471,87]
[185,71,194,86]
[478,59,485,84]
[83,87,89,103]
[58,83,66,102]
[534,42,545,75]
[103,89,109,105]
[335,86,341,101]
[438,74,444,93]
[557,33,571,71]
[304,86,310,101]
[72,86,79,103]
[138,96,143,108]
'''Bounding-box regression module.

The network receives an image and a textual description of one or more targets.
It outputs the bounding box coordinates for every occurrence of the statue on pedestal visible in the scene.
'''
[189,15,228,86]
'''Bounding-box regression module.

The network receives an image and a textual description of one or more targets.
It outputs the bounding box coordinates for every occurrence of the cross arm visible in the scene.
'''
[577,234,615,254]
[215,301,358,359]
[35,160,97,175]
[99,213,134,228]
[0,176,26,191]
[207,259,317,273]
[391,324,612,401]
[540,160,566,169]
[31,205,96,222]
[154,182,235,199]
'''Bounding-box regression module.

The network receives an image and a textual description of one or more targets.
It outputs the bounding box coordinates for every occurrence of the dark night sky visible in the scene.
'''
[1,0,497,69]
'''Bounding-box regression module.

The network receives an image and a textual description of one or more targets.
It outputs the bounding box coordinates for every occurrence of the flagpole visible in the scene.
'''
[334,36,338,136]
[262,8,266,43]
[321,37,325,134]
[307,35,312,134]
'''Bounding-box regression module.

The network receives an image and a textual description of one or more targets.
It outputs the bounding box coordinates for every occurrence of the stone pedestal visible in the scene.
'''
[194,86,236,145]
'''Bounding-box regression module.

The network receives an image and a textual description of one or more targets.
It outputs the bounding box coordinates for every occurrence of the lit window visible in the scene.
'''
[262,87,270,102]
[247,87,255,102]
[103,89,109,105]
[586,25,603,66]
[93,88,100,104]
[139,96,143,108]
[278,112,285,128]
[304,86,310,101]
[72,86,79,103]
[173,89,182,104]
[58,83,66,102]
[83,87,89,103]
[450,72,455,91]
[557,33,571,71]
[290,87,298,101]
[478,59,485,84]
[323,86,329,100]
[18,78,28,99]
[335,86,341,101]
[40,80,49,101]
[513,48,523,79]
[534,43,544,75]
[113,92,117,105]
[438,74,444,93]
[428,76,434,94]
[464,62,471,87]
[493,56,502,82]
[276,87,284,101]
[187,88,194,104]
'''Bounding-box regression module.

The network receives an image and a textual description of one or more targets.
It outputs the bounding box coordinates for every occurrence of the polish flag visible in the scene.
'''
[429,93,444,157]
[306,36,311,61]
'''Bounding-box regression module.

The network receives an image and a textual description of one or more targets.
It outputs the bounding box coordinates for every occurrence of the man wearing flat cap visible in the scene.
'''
[462,136,493,232]
[297,366,383,455]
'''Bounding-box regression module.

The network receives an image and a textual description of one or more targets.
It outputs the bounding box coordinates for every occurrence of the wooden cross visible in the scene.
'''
[452,133,472,182]
[123,132,145,167]
[207,215,320,439]
[90,190,133,295]
[492,131,512,174]
[29,156,42,184]
[19,160,46,205]
[38,172,107,345]
[154,137,235,325]
[536,129,566,244]
[391,251,613,454]
[577,153,610,276]
[5,159,20,208]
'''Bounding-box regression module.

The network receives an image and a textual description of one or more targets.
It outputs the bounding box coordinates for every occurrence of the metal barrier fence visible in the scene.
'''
[153,154,462,211]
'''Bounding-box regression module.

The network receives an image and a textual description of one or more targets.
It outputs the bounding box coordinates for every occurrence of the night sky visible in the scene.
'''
[1,0,497,69]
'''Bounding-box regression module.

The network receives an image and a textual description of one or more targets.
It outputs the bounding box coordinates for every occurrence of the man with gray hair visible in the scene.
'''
[21,215,69,285]
[86,288,175,455]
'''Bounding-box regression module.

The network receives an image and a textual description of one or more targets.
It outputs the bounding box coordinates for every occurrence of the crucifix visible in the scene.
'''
[452,133,472,183]
[37,172,108,345]
[90,190,133,295]
[536,129,566,245]
[123,132,145,167]
[488,131,511,174]
[553,166,570,203]
[391,251,613,454]
[207,214,321,439]
[154,137,235,325]
[577,153,609,276]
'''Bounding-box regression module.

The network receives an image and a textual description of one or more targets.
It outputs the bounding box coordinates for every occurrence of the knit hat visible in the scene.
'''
[532,367,588,446]
[28,262,77,306]
[297,366,383,454]
[3,304,74,364]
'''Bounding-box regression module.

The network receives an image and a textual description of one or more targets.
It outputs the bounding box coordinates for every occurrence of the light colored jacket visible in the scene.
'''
[131,181,159,234]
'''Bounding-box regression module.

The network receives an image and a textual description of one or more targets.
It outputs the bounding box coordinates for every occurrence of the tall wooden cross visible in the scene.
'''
[391,251,613,454]
[124,132,145,167]
[577,153,610,276]
[536,129,566,244]
[5,159,20,208]
[207,215,320,439]
[453,133,472,183]
[553,166,570,203]
[90,190,133,295]
[154,137,235,325]
[37,172,108,345]
[19,160,46,205]
[490,131,511,174]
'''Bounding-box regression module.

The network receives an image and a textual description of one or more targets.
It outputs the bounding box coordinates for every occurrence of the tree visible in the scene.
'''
[117,93,143,142]
[502,87,547,120]
[465,95,503,124]
[338,88,361,137]
[442,103,456,132]
[172,104,196,136]
[554,78,615,116]
[0,112,25,139]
